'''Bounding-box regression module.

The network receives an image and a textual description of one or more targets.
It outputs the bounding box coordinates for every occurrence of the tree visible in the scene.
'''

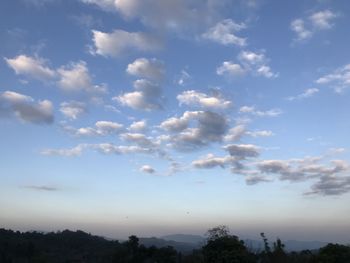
[202,226,255,263]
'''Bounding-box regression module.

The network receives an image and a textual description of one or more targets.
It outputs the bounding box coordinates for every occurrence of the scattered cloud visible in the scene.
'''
[239,106,282,117]
[0,91,54,124]
[41,144,86,157]
[202,19,246,46]
[177,69,191,86]
[91,29,161,57]
[115,79,163,110]
[59,101,87,120]
[192,153,235,169]
[177,90,232,109]
[316,64,350,93]
[64,121,124,136]
[287,88,319,101]
[160,111,228,151]
[140,164,155,174]
[82,0,229,33]
[57,61,107,95]
[217,50,278,79]
[4,55,56,82]
[23,185,59,191]
[291,9,338,42]
[216,61,246,77]
[129,120,147,132]
[127,58,165,81]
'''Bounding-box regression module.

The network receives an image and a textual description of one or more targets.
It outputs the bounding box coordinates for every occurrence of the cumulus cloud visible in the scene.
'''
[239,106,282,117]
[126,58,165,81]
[310,10,338,30]
[306,174,350,196]
[216,61,246,77]
[177,90,232,109]
[115,79,162,110]
[82,0,228,33]
[192,153,235,169]
[160,111,228,151]
[316,64,350,93]
[224,125,246,142]
[224,144,260,159]
[217,50,277,79]
[258,158,349,183]
[129,120,147,132]
[57,61,107,95]
[291,10,338,42]
[140,164,155,174]
[290,19,313,41]
[202,19,246,46]
[4,55,56,82]
[65,121,124,136]
[59,101,87,120]
[238,50,278,78]
[91,29,161,57]
[0,91,54,124]
[287,88,319,101]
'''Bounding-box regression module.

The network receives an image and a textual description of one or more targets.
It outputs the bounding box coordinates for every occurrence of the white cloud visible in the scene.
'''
[59,101,87,120]
[91,29,161,57]
[287,88,319,101]
[216,61,246,77]
[41,144,85,157]
[177,90,232,109]
[177,69,191,86]
[246,130,274,138]
[192,153,235,169]
[0,91,54,124]
[160,111,228,151]
[82,0,228,33]
[290,19,312,41]
[129,120,147,132]
[126,58,165,80]
[140,164,155,174]
[202,19,246,46]
[316,64,350,93]
[238,50,264,65]
[310,10,338,29]
[224,125,246,142]
[217,50,277,79]
[57,61,107,94]
[291,10,338,42]
[239,106,282,117]
[115,79,162,110]
[4,55,56,81]
[238,50,278,78]
[80,0,115,11]
[65,121,124,136]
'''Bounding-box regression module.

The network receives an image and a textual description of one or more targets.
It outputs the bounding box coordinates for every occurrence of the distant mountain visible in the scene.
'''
[157,234,329,253]
[139,237,199,253]
[244,239,329,252]
[161,234,205,245]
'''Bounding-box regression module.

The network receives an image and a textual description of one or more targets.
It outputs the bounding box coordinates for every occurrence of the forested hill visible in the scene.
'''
[1,227,350,263]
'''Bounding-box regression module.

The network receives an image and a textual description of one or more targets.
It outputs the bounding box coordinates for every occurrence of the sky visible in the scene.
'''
[1,0,350,243]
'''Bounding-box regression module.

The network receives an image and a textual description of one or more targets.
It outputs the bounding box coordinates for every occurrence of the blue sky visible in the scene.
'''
[1,0,350,242]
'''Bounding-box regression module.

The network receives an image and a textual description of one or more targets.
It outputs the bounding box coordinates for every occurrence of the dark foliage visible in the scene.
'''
[0,227,349,263]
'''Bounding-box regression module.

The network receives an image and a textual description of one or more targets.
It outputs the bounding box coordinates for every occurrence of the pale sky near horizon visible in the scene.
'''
[1,0,350,243]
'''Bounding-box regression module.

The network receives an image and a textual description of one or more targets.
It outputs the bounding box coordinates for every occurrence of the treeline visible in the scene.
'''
[1,226,350,263]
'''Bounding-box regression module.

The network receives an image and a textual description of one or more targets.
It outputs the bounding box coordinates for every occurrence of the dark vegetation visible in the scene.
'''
[1,226,349,263]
